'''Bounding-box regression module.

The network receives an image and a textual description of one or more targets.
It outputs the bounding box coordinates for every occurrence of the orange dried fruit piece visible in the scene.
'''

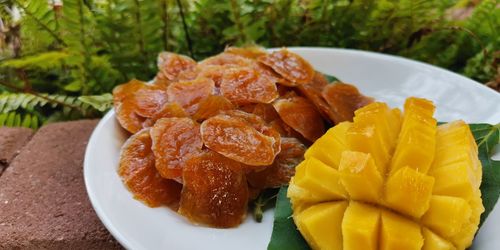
[150,117,203,182]
[221,110,282,155]
[220,67,279,104]
[143,102,187,128]
[252,103,281,123]
[156,52,196,82]
[179,151,248,228]
[115,99,146,134]
[247,137,307,189]
[224,46,267,59]
[118,129,182,208]
[113,79,144,103]
[197,65,227,87]
[199,52,253,67]
[167,77,215,115]
[322,83,374,123]
[201,113,278,166]
[192,95,235,121]
[297,72,337,124]
[258,49,315,84]
[132,84,168,118]
[273,95,325,142]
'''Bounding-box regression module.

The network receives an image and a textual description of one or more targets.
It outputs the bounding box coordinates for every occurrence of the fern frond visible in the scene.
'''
[14,0,64,45]
[0,92,93,117]
[0,51,69,70]
[0,111,39,129]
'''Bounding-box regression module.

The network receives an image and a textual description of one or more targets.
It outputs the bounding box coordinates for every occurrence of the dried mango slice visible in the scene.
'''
[225,46,267,59]
[179,151,248,228]
[142,102,187,128]
[220,67,279,104]
[258,49,315,84]
[156,52,196,82]
[221,110,282,155]
[115,99,145,134]
[273,95,325,142]
[118,129,182,208]
[252,103,280,123]
[199,52,253,67]
[297,72,337,124]
[200,113,278,166]
[247,137,306,189]
[167,77,215,115]
[192,95,235,121]
[322,83,374,123]
[113,79,144,103]
[150,117,203,182]
[132,84,168,118]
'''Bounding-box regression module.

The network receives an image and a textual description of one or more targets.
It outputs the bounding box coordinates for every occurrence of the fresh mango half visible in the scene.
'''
[288,97,484,250]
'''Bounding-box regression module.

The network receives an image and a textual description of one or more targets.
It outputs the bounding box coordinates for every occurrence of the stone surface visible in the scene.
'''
[0,127,33,174]
[0,120,122,249]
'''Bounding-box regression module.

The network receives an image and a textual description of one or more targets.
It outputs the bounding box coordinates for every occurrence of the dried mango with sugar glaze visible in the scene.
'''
[288,97,484,250]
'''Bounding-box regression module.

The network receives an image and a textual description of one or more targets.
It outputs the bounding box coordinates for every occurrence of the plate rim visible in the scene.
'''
[84,47,500,250]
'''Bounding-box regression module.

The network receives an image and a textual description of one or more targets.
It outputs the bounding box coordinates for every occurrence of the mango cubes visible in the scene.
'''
[288,97,484,250]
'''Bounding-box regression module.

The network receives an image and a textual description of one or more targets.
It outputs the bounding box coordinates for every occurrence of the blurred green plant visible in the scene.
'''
[0,0,498,128]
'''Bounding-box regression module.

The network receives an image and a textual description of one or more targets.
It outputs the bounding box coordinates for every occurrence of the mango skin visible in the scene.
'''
[289,98,484,250]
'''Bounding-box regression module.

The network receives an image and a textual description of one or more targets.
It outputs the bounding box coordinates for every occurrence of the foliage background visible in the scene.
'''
[0,0,498,129]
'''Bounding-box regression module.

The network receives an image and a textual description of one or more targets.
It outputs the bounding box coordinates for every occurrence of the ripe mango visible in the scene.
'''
[288,97,483,250]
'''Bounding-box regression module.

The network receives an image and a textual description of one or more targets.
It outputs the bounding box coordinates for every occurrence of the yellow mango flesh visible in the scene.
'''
[289,97,483,250]
[342,202,380,250]
[288,157,346,203]
[380,209,424,250]
[295,201,348,250]
[339,151,383,203]
[422,228,456,250]
[384,166,435,218]
[305,122,351,168]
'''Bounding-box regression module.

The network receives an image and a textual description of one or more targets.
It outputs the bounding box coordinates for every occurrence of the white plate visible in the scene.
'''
[84,48,500,250]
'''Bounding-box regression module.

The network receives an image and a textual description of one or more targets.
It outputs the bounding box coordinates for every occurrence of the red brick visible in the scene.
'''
[0,120,121,249]
[0,127,33,174]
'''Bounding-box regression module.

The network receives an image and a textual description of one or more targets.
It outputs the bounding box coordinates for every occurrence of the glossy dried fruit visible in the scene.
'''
[200,113,278,166]
[199,52,253,67]
[221,110,282,155]
[113,79,144,103]
[132,84,168,118]
[251,103,280,123]
[143,102,187,128]
[113,80,169,132]
[150,117,203,182]
[179,151,248,228]
[297,72,337,124]
[118,129,182,207]
[192,95,235,121]
[167,77,215,115]
[197,65,227,87]
[225,46,267,59]
[220,67,279,104]
[115,99,146,134]
[258,49,315,84]
[273,95,325,142]
[322,83,374,123]
[157,52,197,82]
[247,137,306,189]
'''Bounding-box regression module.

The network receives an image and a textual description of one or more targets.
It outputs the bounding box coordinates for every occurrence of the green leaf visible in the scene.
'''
[267,186,310,250]
[64,81,83,92]
[321,72,340,83]
[78,93,113,112]
[269,123,500,249]
[470,123,500,226]
[252,188,279,223]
